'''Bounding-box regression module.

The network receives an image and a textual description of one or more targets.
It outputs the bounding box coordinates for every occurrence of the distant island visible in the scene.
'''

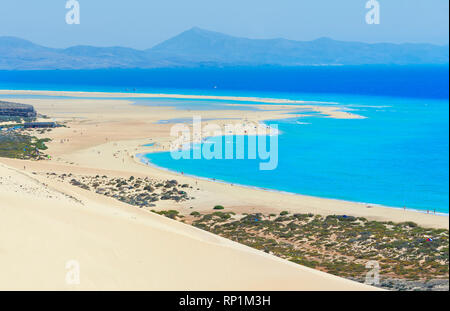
[0,27,448,70]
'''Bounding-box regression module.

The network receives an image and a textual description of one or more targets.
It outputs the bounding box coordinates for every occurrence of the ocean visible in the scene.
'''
[0,66,448,213]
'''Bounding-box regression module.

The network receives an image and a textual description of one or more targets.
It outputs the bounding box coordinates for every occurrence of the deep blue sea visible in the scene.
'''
[1,66,448,213]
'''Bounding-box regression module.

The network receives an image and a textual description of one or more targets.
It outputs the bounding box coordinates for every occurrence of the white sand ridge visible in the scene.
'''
[0,162,376,290]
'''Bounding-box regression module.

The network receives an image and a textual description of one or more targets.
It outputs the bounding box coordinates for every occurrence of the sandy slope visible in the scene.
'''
[0,163,375,290]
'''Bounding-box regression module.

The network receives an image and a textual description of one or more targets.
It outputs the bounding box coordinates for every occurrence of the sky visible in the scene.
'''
[0,0,448,49]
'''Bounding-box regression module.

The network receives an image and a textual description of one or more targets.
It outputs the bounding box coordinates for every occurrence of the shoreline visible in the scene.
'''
[0,89,448,229]
[137,152,450,218]
[0,89,365,119]
[0,89,366,120]
[0,89,311,104]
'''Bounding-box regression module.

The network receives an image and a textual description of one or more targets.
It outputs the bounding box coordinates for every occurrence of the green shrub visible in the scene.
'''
[212,212,231,220]
[157,210,179,219]
[401,221,418,228]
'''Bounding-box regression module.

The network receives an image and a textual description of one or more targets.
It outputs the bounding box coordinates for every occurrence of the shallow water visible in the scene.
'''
[144,95,449,213]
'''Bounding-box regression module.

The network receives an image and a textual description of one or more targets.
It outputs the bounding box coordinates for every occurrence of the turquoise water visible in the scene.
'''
[143,94,449,213]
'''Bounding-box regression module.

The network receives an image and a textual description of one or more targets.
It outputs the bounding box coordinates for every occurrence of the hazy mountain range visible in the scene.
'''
[0,27,448,70]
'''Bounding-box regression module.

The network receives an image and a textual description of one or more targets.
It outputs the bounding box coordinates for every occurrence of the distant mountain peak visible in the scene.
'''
[0,28,448,70]
[185,27,224,35]
[169,27,230,41]
[186,26,208,33]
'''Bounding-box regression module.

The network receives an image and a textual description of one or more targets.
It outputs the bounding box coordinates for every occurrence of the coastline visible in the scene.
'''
[0,89,364,119]
[137,153,450,218]
[0,89,447,229]
[0,89,311,103]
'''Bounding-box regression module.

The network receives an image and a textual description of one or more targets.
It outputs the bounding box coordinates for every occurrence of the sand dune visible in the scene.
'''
[0,163,375,290]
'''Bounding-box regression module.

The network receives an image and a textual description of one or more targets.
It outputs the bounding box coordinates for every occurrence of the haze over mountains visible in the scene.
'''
[0,27,448,70]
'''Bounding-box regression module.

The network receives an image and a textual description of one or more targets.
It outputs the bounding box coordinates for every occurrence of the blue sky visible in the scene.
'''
[0,0,448,49]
